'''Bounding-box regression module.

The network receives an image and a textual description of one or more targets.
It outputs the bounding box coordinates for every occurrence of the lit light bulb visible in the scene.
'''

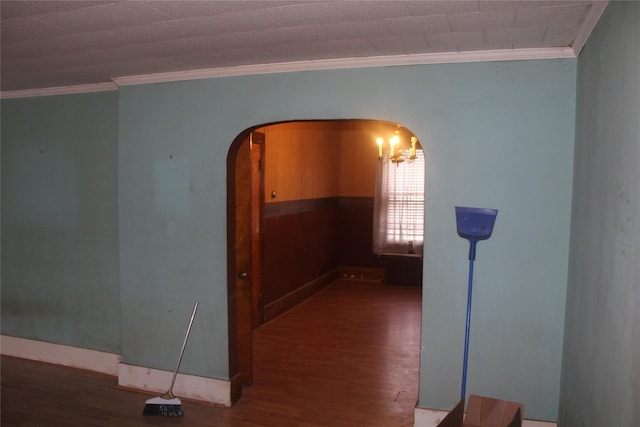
[389,134,399,157]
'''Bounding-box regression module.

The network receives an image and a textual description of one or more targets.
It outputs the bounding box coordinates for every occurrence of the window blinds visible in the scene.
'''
[373,150,425,257]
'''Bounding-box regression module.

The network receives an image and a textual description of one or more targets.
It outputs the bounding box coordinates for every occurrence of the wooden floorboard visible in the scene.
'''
[1,280,421,426]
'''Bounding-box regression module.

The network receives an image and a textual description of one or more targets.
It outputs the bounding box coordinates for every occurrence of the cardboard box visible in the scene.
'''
[437,395,523,427]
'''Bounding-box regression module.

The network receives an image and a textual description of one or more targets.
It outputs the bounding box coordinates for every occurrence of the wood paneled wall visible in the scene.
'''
[262,120,382,202]
[259,120,422,321]
[338,197,380,268]
[337,123,379,197]
[263,121,341,203]
[263,203,339,304]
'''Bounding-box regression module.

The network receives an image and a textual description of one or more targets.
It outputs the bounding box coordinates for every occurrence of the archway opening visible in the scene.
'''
[226,119,425,405]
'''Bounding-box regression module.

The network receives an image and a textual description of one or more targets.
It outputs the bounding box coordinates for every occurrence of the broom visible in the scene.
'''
[143,301,199,416]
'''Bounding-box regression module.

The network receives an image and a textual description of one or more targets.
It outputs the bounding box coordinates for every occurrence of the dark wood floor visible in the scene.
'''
[1,280,422,426]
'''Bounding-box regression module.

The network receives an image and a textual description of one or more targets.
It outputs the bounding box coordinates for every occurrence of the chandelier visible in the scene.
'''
[376,129,418,164]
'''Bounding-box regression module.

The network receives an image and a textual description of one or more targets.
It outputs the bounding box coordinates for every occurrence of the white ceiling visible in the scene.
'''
[0,0,608,96]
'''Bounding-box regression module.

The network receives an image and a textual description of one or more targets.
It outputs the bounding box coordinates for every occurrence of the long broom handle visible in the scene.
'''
[166,301,199,397]
[461,259,474,401]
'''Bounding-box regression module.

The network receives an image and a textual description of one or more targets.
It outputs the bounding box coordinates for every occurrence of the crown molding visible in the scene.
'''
[572,1,608,56]
[112,47,576,87]
[0,81,118,100]
[1,47,576,99]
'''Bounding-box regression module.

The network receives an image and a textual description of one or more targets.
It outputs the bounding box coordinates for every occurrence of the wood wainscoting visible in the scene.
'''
[262,196,422,325]
[262,197,340,317]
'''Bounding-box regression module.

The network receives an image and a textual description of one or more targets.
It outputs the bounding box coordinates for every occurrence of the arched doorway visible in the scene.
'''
[226,120,424,403]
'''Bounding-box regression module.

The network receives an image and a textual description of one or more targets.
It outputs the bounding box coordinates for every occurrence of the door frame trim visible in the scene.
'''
[226,125,273,403]
[226,127,251,403]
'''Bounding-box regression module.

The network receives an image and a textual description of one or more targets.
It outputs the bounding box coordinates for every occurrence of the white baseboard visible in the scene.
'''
[522,421,558,427]
[118,363,232,407]
[0,334,121,375]
[0,335,232,407]
[414,407,448,426]
[413,407,557,427]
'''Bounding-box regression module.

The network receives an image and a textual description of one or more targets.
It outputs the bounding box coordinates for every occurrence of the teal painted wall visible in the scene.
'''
[417,61,575,420]
[1,58,576,421]
[1,92,121,353]
[118,59,575,420]
[560,3,640,426]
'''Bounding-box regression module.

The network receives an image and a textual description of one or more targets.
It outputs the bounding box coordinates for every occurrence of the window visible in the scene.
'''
[372,149,425,257]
